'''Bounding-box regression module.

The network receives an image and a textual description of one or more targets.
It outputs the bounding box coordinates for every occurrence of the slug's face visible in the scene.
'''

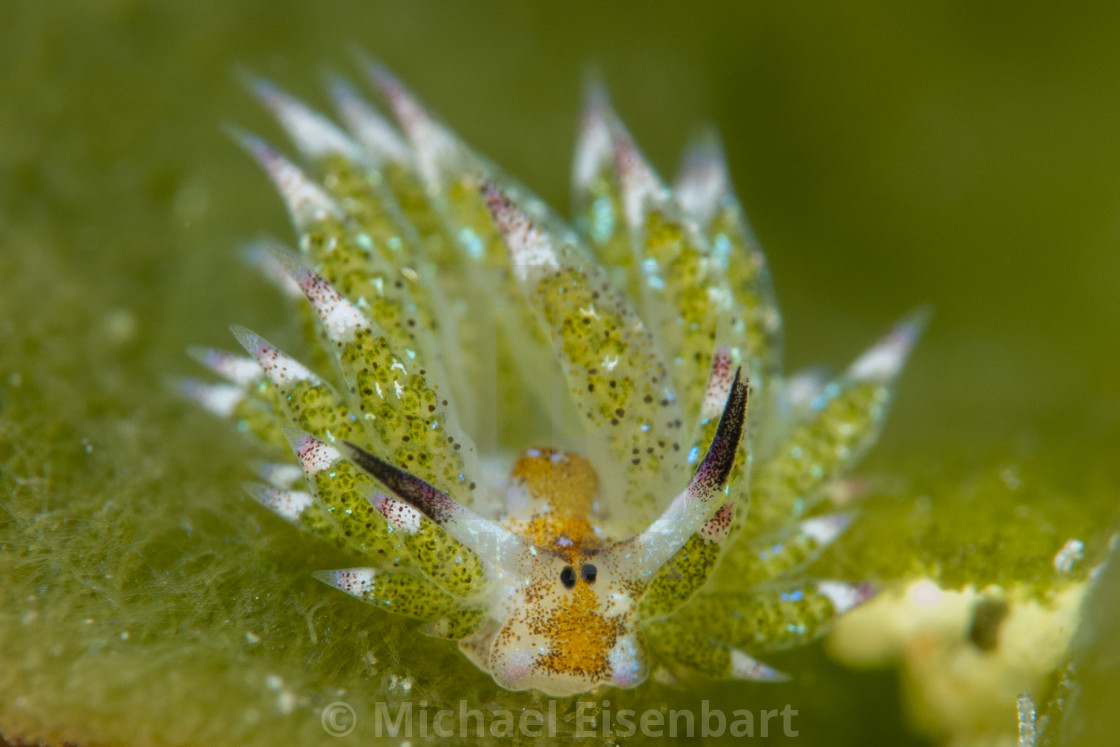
[489,547,649,696]
[485,449,649,696]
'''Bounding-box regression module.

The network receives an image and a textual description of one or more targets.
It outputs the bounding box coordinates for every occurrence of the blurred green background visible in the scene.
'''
[2,1,1119,745]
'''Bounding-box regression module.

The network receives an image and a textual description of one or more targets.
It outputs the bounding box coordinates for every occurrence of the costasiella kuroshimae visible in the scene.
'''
[183,63,923,697]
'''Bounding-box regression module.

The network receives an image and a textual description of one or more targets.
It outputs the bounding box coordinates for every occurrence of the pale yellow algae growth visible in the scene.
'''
[831,580,1087,746]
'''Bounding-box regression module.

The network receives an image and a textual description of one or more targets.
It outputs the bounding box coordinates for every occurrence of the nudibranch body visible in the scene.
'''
[185,64,922,696]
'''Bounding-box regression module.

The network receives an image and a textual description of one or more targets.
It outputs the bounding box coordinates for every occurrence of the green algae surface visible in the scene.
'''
[3,2,1120,745]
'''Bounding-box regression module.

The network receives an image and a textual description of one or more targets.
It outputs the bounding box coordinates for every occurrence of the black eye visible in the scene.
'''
[581,563,597,584]
[560,566,576,588]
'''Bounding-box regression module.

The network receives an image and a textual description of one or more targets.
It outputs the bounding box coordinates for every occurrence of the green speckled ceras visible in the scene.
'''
[184,65,923,697]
